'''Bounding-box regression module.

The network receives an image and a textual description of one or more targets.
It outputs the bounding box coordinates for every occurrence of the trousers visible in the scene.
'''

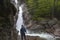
[21,33,26,40]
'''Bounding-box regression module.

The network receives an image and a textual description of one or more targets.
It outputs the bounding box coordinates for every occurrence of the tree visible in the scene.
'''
[25,0,60,20]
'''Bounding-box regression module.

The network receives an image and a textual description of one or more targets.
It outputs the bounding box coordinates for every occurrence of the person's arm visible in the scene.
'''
[24,28,26,32]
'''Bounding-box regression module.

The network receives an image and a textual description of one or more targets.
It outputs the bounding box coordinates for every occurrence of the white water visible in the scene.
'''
[16,4,55,40]
[16,4,24,35]
[15,0,55,40]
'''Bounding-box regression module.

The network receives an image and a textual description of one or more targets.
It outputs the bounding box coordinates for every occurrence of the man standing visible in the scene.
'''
[20,25,26,40]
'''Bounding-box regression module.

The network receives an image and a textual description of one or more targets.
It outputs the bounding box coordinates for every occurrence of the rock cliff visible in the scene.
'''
[0,0,18,40]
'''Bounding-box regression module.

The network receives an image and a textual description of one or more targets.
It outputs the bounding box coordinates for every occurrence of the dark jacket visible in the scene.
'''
[20,26,26,34]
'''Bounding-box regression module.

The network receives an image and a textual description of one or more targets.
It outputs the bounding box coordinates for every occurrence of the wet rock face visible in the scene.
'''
[0,0,17,40]
[18,0,26,5]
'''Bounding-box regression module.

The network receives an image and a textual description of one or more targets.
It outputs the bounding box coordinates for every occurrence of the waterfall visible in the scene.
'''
[16,4,55,40]
[16,4,24,35]
[15,0,55,40]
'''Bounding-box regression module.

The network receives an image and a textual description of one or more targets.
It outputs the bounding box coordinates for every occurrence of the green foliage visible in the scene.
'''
[26,0,60,21]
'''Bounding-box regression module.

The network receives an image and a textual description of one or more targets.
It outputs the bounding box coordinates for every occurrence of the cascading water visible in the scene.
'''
[15,0,55,40]
[16,4,55,40]
[16,4,24,35]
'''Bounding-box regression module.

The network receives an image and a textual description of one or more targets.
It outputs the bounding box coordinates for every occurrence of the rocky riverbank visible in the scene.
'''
[18,35,47,40]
